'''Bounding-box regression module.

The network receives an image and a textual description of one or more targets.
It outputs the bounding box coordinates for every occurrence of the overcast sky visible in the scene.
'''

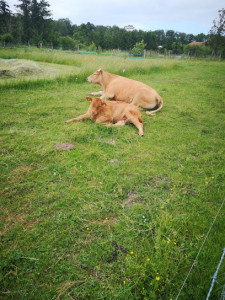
[7,0,224,35]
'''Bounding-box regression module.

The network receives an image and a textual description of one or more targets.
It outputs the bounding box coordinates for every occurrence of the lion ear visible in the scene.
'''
[97,68,102,73]
[86,97,92,101]
[101,102,107,107]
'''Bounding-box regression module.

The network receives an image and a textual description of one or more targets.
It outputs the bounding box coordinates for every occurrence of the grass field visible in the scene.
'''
[0,50,225,299]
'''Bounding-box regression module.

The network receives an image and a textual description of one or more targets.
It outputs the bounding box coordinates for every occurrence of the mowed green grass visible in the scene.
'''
[0,57,225,299]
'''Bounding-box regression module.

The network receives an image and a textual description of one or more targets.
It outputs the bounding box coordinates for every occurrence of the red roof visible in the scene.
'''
[189,42,204,45]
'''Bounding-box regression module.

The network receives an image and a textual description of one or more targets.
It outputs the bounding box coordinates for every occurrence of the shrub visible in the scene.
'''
[132,40,146,56]
[88,42,97,52]
[59,36,75,50]
[183,44,212,57]
[0,33,14,44]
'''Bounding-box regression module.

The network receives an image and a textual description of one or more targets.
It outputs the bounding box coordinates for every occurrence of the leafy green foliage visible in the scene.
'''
[0,0,11,35]
[0,0,212,53]
[132,40,146,56]
[208,8,225,57]
[184,44,212,57]
[88,42,97,52]
[59,35,76,50]
[0,32,13,42]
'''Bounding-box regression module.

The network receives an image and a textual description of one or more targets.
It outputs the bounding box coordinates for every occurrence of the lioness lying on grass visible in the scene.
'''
[66,97,144,136]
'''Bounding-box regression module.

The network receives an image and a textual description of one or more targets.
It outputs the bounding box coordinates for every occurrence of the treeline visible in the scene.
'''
[0,0,224,57]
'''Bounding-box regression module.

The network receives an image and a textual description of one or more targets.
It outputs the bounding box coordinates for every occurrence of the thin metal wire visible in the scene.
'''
[206,248,225,300]
[220,283,225,300]
[175,198,225,300]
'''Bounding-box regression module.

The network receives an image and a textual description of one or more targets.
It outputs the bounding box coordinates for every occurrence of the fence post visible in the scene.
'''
[40,43,42,49]
[185,51,189,64]
[144,49,146,59]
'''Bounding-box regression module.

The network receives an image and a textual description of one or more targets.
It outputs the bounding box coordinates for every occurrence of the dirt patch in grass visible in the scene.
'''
[0,207,39,236]
[12,165,34,177]
[122,193,139,207]
[109,158,121,164]
[54,143,75,150]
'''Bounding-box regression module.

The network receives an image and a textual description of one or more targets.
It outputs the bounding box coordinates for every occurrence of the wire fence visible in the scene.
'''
[1,45,223,63]
[175,198,225,300]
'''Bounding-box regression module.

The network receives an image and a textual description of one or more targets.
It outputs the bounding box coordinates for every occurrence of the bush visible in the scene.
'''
[183,44,212,57]
[0,33,14,44]
[59,36,75,50]
[132,40,146,56]
[88,42,97,52]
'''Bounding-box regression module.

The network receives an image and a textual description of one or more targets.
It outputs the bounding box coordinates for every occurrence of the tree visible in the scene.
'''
[195,33,207,42]
[59,36,75,50]
[144,31,157,50]
[73,23,92,46]
[92,25,105,49]
[186,34,195,44]
[208,8,225,57]
[30,0,51,44]
[0,32,13,44]
[10,14,23,43]
[103,29,113,49]
[0,0,11,35]
[165,30,176,50]
[55,18,73,37]
[16,0,31,42]
[88,42,97,51]
[16,0,51,44]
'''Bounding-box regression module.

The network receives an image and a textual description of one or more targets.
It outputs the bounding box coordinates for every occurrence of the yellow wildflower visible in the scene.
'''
[86,227,90,231]
[156,276,160,281]
[130,251,134,255]
[146,258,150,261]
[167,241,170,244]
